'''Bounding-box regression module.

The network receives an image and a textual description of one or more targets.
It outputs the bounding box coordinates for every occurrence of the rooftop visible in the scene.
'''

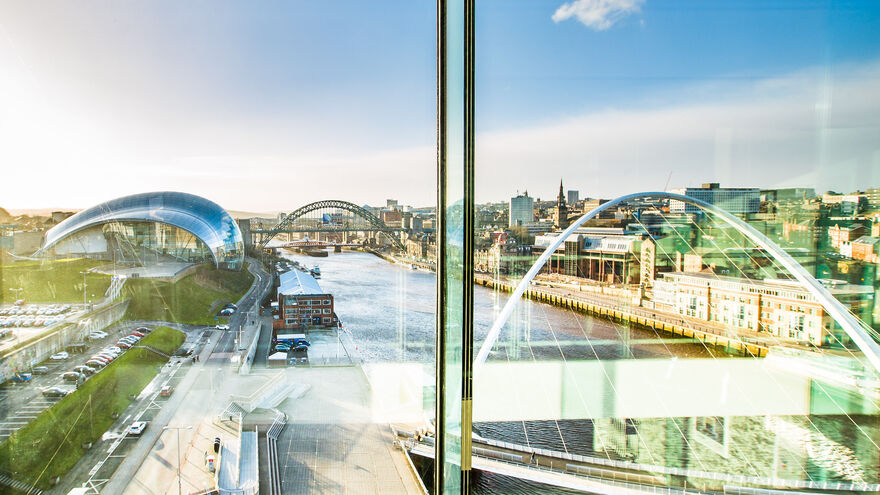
[663,271,874,295]
[853,236,880,246]
[278,269,325,296]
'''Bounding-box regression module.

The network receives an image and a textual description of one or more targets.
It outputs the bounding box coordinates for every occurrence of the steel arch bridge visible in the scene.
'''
[256,199,406,251]
[475,191,880,377]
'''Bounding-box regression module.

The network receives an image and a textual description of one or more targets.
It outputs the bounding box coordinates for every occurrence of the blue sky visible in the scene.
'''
[1,0,878,210]
[478,0,880,126]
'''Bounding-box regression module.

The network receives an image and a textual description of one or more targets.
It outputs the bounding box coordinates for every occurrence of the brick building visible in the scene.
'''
[851,236,880,263]
[653,272,874,346]
[275,270,338,331]
[828,224,865,249]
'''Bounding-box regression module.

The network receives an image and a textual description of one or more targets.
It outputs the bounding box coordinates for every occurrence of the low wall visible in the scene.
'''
[238,321,262,376]
[0,299,130,380]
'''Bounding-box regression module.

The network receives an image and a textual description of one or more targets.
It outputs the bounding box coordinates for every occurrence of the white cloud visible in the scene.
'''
[552,0,645,30]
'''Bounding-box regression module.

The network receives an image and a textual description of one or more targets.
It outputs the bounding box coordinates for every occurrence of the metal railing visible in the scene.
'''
[476,436,880,493]
[265,410,286,495]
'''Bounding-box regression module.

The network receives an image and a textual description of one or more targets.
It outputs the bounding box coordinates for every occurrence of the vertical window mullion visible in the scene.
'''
[436,0,474,493]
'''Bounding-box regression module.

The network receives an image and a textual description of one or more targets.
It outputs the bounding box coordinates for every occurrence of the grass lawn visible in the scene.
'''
[122,263,253,325]
[0,327,184,489]
[0,258,112,304]
[141,326,186,355]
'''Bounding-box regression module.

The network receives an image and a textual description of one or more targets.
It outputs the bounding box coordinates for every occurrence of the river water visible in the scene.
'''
[282,250,880,493]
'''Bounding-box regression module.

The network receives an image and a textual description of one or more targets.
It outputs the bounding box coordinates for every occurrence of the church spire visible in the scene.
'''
[554,179,569,229]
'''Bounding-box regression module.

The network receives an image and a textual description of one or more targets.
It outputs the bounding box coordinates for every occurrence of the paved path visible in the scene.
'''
[272,367,424,495]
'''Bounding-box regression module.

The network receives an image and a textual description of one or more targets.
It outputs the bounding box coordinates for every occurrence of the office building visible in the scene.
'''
[760,188,816,203]
[509,191,534,227]
[671,183,760,215]
[567,190,579,205]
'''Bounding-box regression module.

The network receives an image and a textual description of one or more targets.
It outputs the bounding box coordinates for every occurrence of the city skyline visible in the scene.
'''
[1,1,878,210]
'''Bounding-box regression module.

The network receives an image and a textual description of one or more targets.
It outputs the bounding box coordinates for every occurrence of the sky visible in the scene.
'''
[1,0,879,211]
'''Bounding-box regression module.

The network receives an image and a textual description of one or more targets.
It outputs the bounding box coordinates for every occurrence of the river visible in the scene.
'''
[281,250,880,492]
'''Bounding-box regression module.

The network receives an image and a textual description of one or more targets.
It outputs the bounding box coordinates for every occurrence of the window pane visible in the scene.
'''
[0,2,436,494]
[474,1,880,493]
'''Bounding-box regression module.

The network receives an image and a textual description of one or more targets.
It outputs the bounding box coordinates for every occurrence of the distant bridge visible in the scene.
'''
[277,240,361,249]
[254,200,407,251]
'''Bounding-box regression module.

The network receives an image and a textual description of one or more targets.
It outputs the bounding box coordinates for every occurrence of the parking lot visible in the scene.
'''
[0,321,160,441]
[0,303,76,328]
[0,303,87,353]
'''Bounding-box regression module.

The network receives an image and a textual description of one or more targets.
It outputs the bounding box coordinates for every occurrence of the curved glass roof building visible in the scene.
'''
[41,192,244,270]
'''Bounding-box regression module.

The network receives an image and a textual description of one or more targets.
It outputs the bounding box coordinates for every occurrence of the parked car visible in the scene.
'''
[136,326,152,333]
[89,331,108,340]
[50,352,69,360]
[85,360,107,369]
[74,365,96,375]
[215,324,230,331]
[42,387,71,398]
[275,343,291,352]
[159,385,174,397]
[292,338,311,347]
[116,342,132,349]
[62,372,84,382]
[128,421,147,436]
[11,373,32,382]
[32,366,50,375]
[130,331,145,338]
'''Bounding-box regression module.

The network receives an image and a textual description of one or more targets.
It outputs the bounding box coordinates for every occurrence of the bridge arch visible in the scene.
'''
[259,199,406,251]
[475,191,880,376]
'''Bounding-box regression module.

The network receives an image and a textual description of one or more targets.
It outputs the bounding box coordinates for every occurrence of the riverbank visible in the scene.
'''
[474,276,768,358]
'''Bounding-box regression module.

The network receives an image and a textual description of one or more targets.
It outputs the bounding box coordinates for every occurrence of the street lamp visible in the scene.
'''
[78,271,88,306]
[9,287,24,302]
[163,425,193,495]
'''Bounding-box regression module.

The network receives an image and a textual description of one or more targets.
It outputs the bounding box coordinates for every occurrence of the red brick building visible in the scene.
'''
[274,269,338,331]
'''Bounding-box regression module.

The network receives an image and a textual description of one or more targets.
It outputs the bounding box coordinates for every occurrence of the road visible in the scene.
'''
[91,257,273,495]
